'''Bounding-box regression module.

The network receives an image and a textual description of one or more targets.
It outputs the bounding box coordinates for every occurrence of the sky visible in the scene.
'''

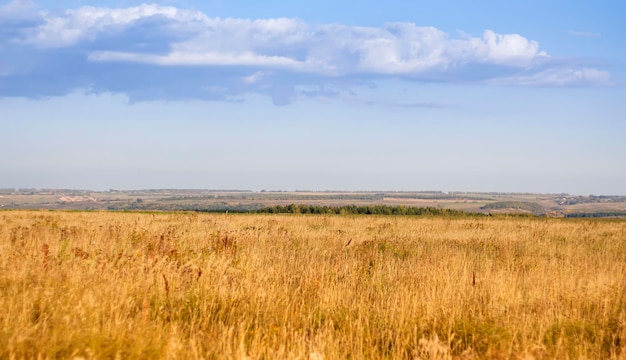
[1,0,625,194]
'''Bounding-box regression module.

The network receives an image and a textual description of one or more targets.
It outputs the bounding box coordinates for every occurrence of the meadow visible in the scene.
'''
[1,210,625,359]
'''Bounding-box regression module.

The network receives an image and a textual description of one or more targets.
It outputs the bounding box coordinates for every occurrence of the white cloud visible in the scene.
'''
[83,19,552,78]
[472,30,547,67]
[0,2,613,103]
[487,67,612,87]
[21,4,550,75]
[569,31,601,38]
[306,24,451,75]
[89,50,305,69]
[22,4,207,48]
[242,71,270,84]
[0,0,39,21]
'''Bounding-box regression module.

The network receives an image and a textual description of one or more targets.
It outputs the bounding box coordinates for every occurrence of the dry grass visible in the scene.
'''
[1,210,625,359]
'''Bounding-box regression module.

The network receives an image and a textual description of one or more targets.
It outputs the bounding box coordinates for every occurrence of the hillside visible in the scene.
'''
[1,189,625,217]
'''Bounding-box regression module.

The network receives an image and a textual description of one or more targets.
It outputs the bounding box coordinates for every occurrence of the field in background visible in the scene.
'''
[1,210,625,358]
[2,189,626,217]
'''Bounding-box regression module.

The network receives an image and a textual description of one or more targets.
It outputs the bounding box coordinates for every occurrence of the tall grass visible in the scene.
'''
[1,210,625,359]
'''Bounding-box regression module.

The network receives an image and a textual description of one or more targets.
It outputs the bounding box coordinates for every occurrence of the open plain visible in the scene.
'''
[2,189,626,218]
[1,210,625,359]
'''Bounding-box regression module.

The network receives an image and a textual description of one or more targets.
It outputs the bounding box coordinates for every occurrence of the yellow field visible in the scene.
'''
[1,210,625,359]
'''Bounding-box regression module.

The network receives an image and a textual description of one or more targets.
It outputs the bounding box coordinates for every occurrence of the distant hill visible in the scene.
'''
[2,189,625,217]
[481,201,545,215]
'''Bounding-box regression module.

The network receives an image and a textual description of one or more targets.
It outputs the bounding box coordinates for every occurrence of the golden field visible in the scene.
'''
[0,210,625,359]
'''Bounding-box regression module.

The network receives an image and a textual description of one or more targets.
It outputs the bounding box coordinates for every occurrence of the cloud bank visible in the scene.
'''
[0,1,612,104]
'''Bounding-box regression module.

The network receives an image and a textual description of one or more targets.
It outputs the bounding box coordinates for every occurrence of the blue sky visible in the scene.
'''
[1,0,624,194]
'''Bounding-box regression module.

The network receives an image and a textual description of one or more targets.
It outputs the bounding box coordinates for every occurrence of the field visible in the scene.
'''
[1,210,625,359]
[2,189,626,217]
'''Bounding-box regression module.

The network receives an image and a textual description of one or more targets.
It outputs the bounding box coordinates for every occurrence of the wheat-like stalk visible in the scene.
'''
[0,210,623,359]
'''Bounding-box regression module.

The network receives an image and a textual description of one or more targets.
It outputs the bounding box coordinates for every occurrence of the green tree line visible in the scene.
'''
[255,204,478,216]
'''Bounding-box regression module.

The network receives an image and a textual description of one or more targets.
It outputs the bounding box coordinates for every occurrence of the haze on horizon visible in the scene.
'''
[1,0,625,196]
